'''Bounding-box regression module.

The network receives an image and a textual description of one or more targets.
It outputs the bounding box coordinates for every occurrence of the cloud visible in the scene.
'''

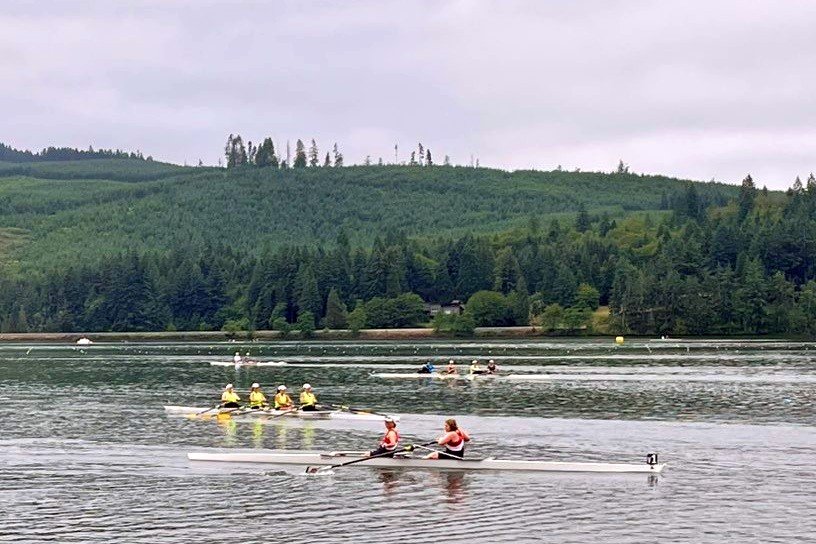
[1,0,815,187]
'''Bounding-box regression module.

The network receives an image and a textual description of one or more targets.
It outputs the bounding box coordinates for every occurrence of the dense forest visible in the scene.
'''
[0,166,813,335]
[0,142,151,162]
[0,158,738,270]
[0,141,812,336]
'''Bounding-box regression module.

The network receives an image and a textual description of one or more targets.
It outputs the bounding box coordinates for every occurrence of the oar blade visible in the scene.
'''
[305,466,332,475]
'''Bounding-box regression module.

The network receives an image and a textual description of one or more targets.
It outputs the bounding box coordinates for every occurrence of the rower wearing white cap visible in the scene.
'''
[249,383,267,409]
[368,417,399,458]
[444,359,458,374]
[220,384,241,408]
[233,351,242,365]
[274,385,293,410]
[299,384,318,411]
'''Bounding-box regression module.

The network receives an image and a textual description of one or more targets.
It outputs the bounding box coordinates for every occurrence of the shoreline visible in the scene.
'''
[0,327,549,342]
[0,327,793,343]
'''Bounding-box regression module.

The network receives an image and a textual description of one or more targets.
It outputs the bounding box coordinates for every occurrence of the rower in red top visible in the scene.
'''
[369,417,400,458]
[425,418,470,459]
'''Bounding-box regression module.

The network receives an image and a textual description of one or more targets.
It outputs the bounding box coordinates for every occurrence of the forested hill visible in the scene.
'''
[0,158,739,270]
[1,152,813,337]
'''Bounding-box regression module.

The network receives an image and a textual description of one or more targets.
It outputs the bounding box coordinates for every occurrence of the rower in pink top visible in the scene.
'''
[425,418,471,459]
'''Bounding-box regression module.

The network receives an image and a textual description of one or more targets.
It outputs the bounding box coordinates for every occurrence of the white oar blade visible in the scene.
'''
[305,466,333,475]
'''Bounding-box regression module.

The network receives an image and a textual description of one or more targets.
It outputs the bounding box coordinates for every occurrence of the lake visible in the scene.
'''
[1,338,814,543]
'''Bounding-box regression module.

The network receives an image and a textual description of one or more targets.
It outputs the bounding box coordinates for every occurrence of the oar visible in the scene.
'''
[227,405,271,417]
[325,403,393,418]
[260,406,301,421]
[187,405,236,419]
[305,441,436,474]
[409,443,464,460]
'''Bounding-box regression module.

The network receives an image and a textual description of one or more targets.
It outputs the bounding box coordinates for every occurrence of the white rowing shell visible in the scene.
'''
[187,450,665,474]
[163,405,398,422]
[209,361,288,367]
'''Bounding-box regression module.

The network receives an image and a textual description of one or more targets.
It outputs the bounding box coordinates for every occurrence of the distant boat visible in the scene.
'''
[76,337,93,345]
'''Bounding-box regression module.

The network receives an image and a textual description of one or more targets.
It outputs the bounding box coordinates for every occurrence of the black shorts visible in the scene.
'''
[444,448,464,459]
[222,402,240,408]
[301,404,316,411]
[369,446,397,458]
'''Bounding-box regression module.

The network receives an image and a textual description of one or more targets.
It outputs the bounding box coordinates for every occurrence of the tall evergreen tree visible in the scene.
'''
[293,139,307,168]
[308,139,319,167]
[324,287,348,328]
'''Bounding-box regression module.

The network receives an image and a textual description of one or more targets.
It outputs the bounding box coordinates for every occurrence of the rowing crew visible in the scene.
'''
[220,383,320,411]
[369,417,471,460]
[417,359,499,375]
[232,351,259,366]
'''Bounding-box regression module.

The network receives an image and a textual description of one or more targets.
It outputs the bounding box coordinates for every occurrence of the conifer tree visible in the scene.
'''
[324,287,348,328]
[332,143,343,167]
[293,139,307,168]
[308,139,319,167]
[426,149,433,166]
[324,152,331,167]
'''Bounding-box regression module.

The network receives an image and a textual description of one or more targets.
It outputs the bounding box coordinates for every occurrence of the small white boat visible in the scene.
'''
[76,337,93,345]
[187,449,665,474]
[371,372,500,380]
[209,361,288,367]
[163,405,398,422]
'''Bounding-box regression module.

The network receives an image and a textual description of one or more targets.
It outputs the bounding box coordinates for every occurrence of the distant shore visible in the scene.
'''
[0,327,586,343]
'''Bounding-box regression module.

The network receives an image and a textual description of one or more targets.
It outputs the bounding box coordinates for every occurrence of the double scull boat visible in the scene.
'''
[209,361,288,367]
[371,372,501,380]
[187,449,665,473]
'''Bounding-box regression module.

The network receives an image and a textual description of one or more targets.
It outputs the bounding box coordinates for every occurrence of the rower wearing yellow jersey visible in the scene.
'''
[248,383,267,409]
[299,383,319,411]
[220,384,241,408]
[469,360,487,375]
[274,385,294,410]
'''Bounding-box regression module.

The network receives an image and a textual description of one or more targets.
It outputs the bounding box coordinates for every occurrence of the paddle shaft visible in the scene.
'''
[410,443,465,460]
[325,403,392,418]
[309,441,437,473]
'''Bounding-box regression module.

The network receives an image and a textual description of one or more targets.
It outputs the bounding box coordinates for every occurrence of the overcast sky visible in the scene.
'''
[3,0,816,188]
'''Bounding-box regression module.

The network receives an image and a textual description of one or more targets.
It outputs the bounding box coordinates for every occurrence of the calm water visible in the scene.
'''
[1,339,814,543]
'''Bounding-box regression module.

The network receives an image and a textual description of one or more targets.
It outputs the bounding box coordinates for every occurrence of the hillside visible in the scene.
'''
[0,159,738,272]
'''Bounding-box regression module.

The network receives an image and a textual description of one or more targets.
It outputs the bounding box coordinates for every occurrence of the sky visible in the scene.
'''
[2,0,816,189]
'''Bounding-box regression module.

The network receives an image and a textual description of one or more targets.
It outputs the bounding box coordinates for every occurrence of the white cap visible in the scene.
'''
[489,359,495,363]
[449,360,455,364]
[472,360,478,364]
[235,351,240,355]
[251,383,260,389]
[384,417,396,424]
[302,383,312,389]
[278,385,287,391]
[225,383,234,390]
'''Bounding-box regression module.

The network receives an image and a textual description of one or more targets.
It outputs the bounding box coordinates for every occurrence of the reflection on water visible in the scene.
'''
[1,339,815,543]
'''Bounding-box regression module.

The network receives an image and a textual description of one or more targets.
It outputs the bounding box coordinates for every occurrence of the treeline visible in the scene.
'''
[0,142,150,163]
[2,173,816,336]
[225,134,449,169]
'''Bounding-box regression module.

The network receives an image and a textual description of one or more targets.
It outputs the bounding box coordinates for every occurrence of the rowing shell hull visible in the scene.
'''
[187,450,665,474]
[209,361,287,367]
[163,405,398,422]
[371,372,500,380]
